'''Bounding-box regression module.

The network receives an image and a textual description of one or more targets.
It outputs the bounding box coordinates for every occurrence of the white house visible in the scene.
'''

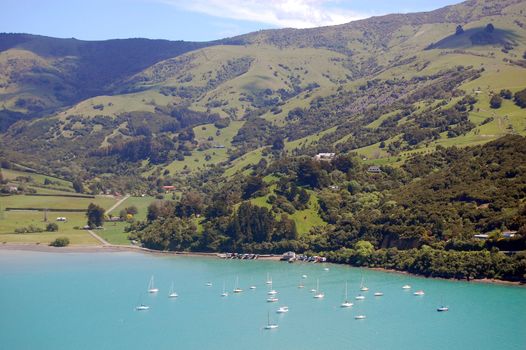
[314,153,335,161]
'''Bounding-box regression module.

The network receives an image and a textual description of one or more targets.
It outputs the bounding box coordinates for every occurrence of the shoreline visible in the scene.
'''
[0,243,282,260]
[365,266,525,287]
[0,243,522,285]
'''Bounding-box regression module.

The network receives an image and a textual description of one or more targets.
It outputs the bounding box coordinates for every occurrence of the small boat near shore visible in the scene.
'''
[414,290,425,296]
[402,285,411,289]
[374,292,384,296]
[437,306,449,312]
[136,304,150,311]
[355,315,366,319]
[267,297,279,302]
[359,277,368,292]
[355,294,365,300]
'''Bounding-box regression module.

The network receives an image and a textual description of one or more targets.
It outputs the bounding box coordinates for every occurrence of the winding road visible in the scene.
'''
[88,194,130,246]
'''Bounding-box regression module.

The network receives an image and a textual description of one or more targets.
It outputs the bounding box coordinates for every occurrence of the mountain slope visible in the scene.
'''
[1,0,526,186]
[0,34,216,130]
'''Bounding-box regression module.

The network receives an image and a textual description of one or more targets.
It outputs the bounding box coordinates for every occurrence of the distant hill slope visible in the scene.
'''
[1,0,526,184]
[0,34,216,129]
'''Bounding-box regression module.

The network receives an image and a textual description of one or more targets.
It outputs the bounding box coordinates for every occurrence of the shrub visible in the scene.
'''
[500,89,512,99]
[50,237,70,247]
[46,223,59,232]
[514,88,526,108]
[490,94,502,109]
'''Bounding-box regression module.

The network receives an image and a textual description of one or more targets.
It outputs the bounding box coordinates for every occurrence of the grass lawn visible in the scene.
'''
[0,210,98,245]
[0,194,117,210]
[250,189,326,235]
[1,168,73,192]
[0,194,121,245]
[99,196,157,245]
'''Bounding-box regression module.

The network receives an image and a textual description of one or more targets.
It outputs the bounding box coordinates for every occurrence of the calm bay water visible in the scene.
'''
[0,250,525,350]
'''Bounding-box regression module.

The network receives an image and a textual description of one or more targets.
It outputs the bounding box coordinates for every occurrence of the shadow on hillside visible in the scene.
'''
[425,27,519,50]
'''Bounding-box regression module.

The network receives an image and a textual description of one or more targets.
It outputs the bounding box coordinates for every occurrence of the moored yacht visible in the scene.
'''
[264,312,278,330]
[340,282,353,308]
[277,306,289,313]
[313,279,324,299]
[147,276,159,293]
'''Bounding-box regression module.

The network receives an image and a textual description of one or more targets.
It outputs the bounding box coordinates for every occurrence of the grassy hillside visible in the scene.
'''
[1,0,526,188]
[0,34,216,129]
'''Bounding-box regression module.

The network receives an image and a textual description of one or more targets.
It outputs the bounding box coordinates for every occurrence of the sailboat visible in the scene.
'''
[221,281,229,297]
[135,294,150,310]
[276,306,289,313]
[136,304,150,311]
[359,276,369,292]
[147,276,159,293]
[264,311,278,330]
[267,281,278,295]
[168,282,178,298]
[313,279,324,299]
[266,273,272,285]
[298,277,305,288]
[233,277,243,293]
[340,282,353,308]
[437,297,448,311]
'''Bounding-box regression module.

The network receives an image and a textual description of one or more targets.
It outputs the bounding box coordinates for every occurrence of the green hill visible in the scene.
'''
[0,0,525,188]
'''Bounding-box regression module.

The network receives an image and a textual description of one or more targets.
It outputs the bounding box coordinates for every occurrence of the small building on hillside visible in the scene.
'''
[162,185,176,192]
[367,166,382,174]
[6,183,18,192]
[314,153,335,161]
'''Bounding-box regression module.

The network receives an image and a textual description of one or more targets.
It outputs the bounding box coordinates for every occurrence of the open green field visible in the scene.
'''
[0,210,98,245]
[250,189,325,235]
[0,194,117,210]
[98,196,157,245]
[162,121,244,174]
[1,167,74,192]
[0,194,120,245]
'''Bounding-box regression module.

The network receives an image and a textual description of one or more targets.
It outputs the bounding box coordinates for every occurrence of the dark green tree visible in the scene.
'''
[86,203,105,228]
[490,94,502,109]
[514,88,526,108]
[500,89,513,99]
[72,179,83,193]
[46,223,59,232]
[485,23,495,33]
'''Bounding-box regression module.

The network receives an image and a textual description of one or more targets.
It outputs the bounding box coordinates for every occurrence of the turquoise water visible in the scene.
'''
[0,251,525,350]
